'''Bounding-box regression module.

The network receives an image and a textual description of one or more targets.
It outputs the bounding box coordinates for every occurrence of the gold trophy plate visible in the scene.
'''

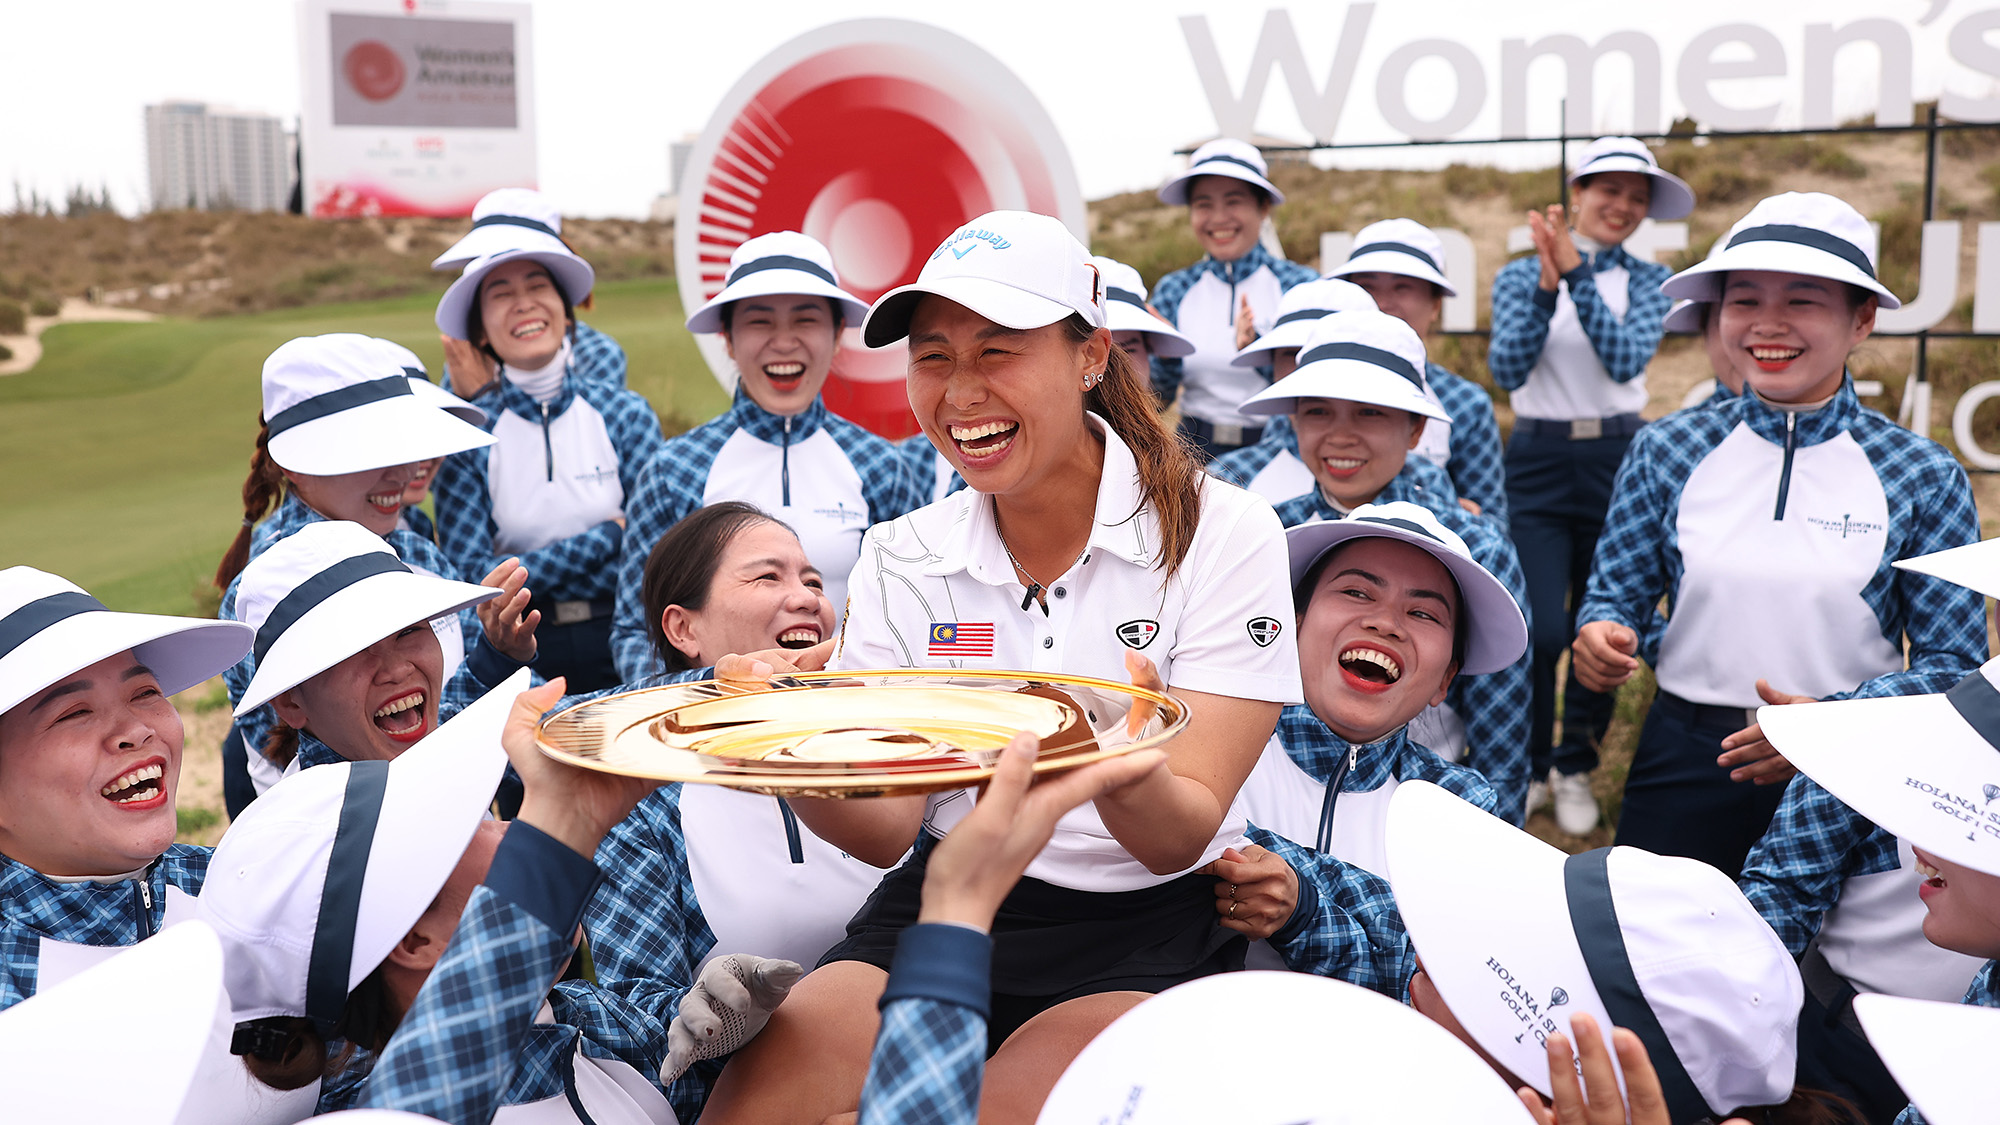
[535,669,1189,797]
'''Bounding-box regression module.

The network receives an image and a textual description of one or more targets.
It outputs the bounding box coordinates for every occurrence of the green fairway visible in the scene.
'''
[0,278,731,616]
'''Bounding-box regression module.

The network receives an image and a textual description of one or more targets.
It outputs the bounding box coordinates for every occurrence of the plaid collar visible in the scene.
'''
[495,364,577,421]
[1736,375,1860,448]
[1275,703,1412,792]
[0,849,184,943]
[1187,242,1283,286]
[726,387,827,445]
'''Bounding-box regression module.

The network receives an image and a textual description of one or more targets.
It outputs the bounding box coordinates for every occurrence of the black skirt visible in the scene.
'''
[821,839,1245,1050]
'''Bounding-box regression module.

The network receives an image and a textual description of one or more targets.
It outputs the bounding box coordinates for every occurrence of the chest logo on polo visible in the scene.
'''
[1116,619,1159,650]
[1246,616,1283,647]
[1803,512,1885,539]
[928,621,995,658]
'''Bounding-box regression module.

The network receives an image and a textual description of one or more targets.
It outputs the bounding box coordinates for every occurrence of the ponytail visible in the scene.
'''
[214,418,286,595]
[1063,315,1203,577]
[238,964,395,1091]
[261,722,300,769]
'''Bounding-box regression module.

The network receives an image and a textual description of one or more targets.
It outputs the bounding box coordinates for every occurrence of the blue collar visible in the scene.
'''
[0,850,193,943]
[1585,243,1634,273]
[1275,704,1413,792]
[294,731,345,771]
[1298,461,1444,522]
[495,364,576,421]
[1191,242,1281,285]
[1735,375,1860,447]
[1968,960,2000,1008]
[727,387,827,444]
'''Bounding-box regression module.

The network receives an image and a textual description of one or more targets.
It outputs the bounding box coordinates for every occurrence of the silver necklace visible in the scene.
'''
[992,496,1086,616]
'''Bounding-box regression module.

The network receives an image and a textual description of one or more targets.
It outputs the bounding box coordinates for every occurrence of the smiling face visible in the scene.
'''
[476,259,571,369]
[1718,270,1875,404]
[663,520,833,666]
[1291,396,1424,510]
[1187,175,1270,263]
[0,652,183,876]
[905,295,1106,501]
[1347,272,1441,340]
[1912,847,2000,960]
[401,458,442,509]
[1296,537,1460,744]
[1110,329,1153,367]
[286,463,425,536]
[271,621,445,762]
[724,295,840,416]
[1572,171,1652,245]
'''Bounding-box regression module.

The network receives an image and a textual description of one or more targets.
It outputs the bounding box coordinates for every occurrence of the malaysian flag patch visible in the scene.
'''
[928,622,995,658]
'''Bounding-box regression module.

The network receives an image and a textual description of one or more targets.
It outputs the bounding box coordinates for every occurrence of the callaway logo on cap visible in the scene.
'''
[863,210,1105,348]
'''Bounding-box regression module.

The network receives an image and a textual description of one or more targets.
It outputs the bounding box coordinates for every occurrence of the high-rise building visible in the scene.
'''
[144,102,293,212]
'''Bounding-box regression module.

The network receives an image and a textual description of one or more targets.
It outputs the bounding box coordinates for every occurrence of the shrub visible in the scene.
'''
[27,295,58,317]
[0,300,23,335]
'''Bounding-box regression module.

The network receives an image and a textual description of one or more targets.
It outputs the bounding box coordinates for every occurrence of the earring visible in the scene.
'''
[1083,368,1104,390]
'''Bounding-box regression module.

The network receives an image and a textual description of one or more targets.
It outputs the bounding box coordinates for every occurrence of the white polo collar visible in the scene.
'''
[922,414,1158,581]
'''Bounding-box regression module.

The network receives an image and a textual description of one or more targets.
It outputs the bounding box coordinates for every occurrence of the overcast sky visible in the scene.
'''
[3,1,1993,216]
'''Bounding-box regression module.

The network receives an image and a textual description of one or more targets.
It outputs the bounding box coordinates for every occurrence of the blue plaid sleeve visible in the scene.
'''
[1446,514,1534,824]
[860,923,991,1125]
[612,422,730,681]
[1252,827,1415,1000]
[1427,366,1508,523]
[1841,424,1984,702]
[1147,265,1201,407]
[1484,257,1551,391]
[1566,256,1670,384]
[1739,776,1900,955]
[571,321,628,389]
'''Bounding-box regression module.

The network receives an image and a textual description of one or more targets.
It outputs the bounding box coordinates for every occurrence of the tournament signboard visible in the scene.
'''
[676,19,1086,439]
[298,0,537,218]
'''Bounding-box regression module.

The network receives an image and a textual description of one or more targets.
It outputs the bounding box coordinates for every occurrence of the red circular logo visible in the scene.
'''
[343,40,405,102]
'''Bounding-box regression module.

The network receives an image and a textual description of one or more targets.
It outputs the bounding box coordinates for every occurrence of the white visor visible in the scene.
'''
[1092,256,1194,358]
[1327,218,1457,295]
[1568,136,1696,220]
[434,245,596,339]
[431,187,568,270]
[1239,309,1449,422]
[1037,972,1534,1124]
[1284,503,1527,676]
[262,334,495,477]
[686,231,871,334]
[1661,191,1900,308]
[1855,992,2000,1125]
[0,566,252,717]
[1156,137,1285,206]
[1662,298,1707,334]
[1231,277,1376,367]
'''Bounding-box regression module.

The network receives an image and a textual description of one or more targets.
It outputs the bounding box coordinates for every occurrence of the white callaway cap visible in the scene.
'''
[1231,277,1376,368]
[1284,502,1527,677]
[435,244,596,339]
[0,566,251,717]
[432,187,568,270]
[1156,137,1285,206]
[1662,191,1900,308]
[1758,655,2000,878]
[1038,971,1535,1124]
[232,522,499,715]
[1239,308,1449,421]
[864,210,1106,348]
[377,337,486,426]
[1328,217,1457,295]
[1854,992,2000,1125]
[200,669,523,1029]
[1568,136,1696,219]
[0,921,229,1125]
[262,333,495,477]
[1090,256,1194,358]
[686,230,871,334]
[1389,781,1801,1123]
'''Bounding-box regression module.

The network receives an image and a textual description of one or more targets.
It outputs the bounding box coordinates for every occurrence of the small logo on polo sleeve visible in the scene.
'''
[928,622,995,657]
[1116,619,1159,649]
[1246,617,1282,647]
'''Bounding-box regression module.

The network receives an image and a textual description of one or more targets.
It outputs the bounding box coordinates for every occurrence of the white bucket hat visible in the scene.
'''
[1662,239,1729,334]
[1854,992,2000,1125]
[1238,309,1450,422]
[1389,781,1802,1123]
[200,669,523,1033]
[0,921,230,1125]
[1327,218,1457,295]
[0,566,251,717]
[1661,191,1901,309]
[1037,971,1535,1124]
[1284,502,1527,677]
[1156,137,1286,206]
[434,245,597,340]
[685,231,872,335]
[1568,136,1696,220]
[1231,277,1376,368]
[376,337,487,426]
[432,187,569,271]
[1089,256,1194,358]
[262,334,495,478]
[232,522,499,715]
[864,211,1105,348]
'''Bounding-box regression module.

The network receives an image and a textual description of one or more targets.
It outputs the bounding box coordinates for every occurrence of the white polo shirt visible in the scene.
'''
[835,416,1303,891]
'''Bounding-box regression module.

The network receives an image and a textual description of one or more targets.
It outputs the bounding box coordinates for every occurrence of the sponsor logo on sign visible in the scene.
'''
[1116,619,1159,650]
[1246,616,1283,647]
[929,621,996,658]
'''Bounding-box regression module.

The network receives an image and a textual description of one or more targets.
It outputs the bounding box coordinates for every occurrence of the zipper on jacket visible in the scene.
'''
[135,878,155,939]
[1224,258,1239,327]
[1773,412,1798,520]
[539,403,555,483]
[1314,743,1360,853]
[781,414,793,507]
[778,799,805,864]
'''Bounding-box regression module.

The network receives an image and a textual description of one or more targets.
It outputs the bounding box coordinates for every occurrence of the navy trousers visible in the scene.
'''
[1504,427,1631,779]
[1614,693,1786,878]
